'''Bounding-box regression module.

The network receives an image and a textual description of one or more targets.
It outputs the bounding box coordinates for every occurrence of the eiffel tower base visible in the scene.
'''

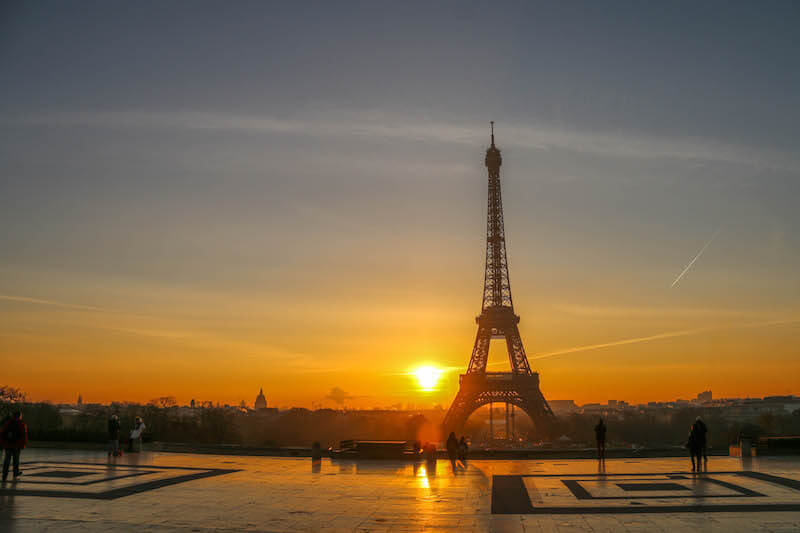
[442,372,558,440]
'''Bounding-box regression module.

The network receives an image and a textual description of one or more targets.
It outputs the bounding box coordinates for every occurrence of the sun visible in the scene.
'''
[414,366,443,391]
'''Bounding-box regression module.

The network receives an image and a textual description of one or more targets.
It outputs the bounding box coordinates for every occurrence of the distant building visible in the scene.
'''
[255,388,268,410]
[581,403,607,415]
[697,390,712,404]
[549,400,578,414]
[77,394,83,407]
[59,407,81,428]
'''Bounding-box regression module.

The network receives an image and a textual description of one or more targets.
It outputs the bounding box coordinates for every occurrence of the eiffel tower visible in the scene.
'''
[442,123,557,439]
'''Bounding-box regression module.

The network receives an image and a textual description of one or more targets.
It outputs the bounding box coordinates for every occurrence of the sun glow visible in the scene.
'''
[414,365,443,391]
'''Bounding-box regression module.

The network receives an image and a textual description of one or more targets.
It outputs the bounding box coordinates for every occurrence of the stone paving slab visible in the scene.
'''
[0,450,799,531]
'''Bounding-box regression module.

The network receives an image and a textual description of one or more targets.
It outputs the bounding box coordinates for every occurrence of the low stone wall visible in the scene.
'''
[28,441,728,459]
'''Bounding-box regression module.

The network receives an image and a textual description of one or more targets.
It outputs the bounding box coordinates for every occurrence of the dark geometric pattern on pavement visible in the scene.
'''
[492,471,800,514]
[0,461,238,500]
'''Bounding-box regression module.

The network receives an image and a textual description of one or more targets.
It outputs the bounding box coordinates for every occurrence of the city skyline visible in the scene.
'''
[25,387,799,414]
[2,2,800,408]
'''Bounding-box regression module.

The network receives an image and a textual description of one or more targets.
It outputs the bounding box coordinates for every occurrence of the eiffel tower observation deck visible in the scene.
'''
[443,124,557,439]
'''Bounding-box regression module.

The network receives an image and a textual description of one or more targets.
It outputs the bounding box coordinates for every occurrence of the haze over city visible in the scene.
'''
[2,1,799,408]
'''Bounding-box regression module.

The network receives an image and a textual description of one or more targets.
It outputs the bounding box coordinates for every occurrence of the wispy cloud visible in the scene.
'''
[3,110,798,171]
[0,293,111,313]
[0,292,340,372]
[524,317,800,361]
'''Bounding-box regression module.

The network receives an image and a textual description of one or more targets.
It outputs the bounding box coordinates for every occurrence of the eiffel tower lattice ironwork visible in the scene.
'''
[442,123,557,439]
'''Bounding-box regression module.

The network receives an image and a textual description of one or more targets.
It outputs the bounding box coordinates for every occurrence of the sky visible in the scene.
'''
[1,1,799,409]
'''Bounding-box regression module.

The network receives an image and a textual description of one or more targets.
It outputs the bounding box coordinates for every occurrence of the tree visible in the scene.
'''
[0,386,26,404]
[149,396,177,408]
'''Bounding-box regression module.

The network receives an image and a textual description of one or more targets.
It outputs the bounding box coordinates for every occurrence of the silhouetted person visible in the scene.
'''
[594,418,606,462]
[693,417,708,466]
[311,441,322,472]
[446,432,458,469]
[108,414,121,457]
[458,436,468,465]
[128,416,145,453]
[1,411,27,482]
[311,441,322,461]
[424,442,437,474]
[687,423,702,472]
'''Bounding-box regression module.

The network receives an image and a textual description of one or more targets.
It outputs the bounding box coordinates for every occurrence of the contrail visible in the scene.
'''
[671,228,722,288]
[527,317,800,361]
[484,316,800,367]
[0,293,157,318]
[0,293,110,312]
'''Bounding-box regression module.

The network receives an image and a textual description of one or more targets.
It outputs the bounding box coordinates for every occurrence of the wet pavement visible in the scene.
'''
[1,449,799,531]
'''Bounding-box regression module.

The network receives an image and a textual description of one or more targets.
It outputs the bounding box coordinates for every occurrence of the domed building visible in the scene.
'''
[254,387,267,410]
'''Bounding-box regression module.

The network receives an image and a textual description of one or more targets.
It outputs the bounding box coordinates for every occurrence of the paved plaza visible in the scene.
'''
[1,450,799,532]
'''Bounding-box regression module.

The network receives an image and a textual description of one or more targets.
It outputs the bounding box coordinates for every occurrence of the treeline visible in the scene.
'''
[3,399,799,449]
[14,403,243,445]
[554,408,800,449]
[0,401,443,448]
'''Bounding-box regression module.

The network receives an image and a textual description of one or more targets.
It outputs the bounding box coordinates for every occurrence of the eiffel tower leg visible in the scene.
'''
[442,385,481,436]
[515,387,559,439]
[505,323,531,374]
[467,324,492,374]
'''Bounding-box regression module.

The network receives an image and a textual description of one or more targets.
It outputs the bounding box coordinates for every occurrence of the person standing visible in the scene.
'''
[1,411,28,482]
[594,418,607,462]
[129,416,146,453]
[458,436,468,465]
[423,442,437,475]
[108,414,121,457]
[687,423,703,472]
[446,432,458,470]
[693,417,708,468]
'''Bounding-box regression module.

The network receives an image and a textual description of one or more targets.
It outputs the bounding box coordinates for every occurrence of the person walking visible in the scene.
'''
[594,418,607,462]
[1,411,28,482]
[446,432,458,470]
[108,414,121,457]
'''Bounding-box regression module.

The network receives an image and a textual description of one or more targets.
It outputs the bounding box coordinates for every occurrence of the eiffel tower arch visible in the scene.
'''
[442,124,558,440]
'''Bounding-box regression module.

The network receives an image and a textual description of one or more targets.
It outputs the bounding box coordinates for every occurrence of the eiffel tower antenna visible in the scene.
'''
[443,124,557,439]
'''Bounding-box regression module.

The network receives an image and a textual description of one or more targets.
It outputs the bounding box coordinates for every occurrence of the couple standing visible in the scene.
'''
[445,432,468,469]
[108,415,146,456]
[687,417,708,471]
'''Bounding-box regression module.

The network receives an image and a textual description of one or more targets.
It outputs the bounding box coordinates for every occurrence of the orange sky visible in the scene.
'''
[2,272,798,408]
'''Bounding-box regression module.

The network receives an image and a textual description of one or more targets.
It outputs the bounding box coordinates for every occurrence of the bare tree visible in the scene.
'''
[148,396,177,408]
[0,386,26,404]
